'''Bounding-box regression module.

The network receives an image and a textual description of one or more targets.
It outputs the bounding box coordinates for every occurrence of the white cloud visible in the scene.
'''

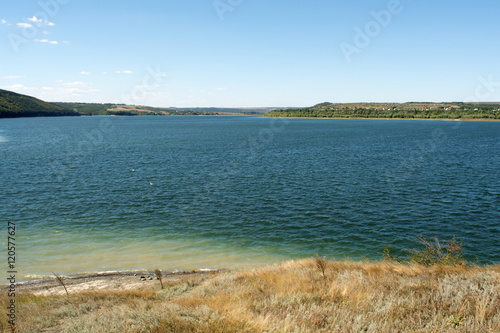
[36,85,101,100]
[3,76,24,79]
[134,84,160,89]
[16,22,32,28]
[28,16,43,23]
[1,84,28,91]
[79,71,91,75]
[20,17,54,28]
[63,82,86,87]
[34,39,58,44]
[216,87,227,91]
[42,30,49,35]
[1,19,7,24]
[63,87,85,94]
[117,70,132,74]
[0,85,88,101]
[102,72,108,75]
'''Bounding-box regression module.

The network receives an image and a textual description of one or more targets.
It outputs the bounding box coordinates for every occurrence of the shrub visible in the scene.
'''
[384,236,466,266]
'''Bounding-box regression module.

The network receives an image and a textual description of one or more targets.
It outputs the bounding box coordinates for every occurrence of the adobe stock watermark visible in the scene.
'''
[179,117,290,216]
[119,65,167,106]
[464,75,500,103]
[45,66,167,183]
[340,0,411,63]
[7,0,70,53]
[45,118,115,184]
[385,73,499,191]
[385,127,448,192]
[213,0,243,21]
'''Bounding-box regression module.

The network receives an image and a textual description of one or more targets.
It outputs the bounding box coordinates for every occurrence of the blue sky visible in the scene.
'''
[1,0,499,107]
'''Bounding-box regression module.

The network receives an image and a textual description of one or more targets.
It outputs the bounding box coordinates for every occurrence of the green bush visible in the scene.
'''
[383,236,465,266]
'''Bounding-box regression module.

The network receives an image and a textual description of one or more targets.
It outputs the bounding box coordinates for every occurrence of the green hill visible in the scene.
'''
[265,102,500,120]
[52,102,226,116]
[53,102,277,116]
[0,89,80,118]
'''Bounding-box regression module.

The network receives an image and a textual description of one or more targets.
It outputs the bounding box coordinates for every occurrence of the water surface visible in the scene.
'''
[1,116,498,279]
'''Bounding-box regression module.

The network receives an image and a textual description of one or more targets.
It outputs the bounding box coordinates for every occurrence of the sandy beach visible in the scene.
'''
[15,269,223,297]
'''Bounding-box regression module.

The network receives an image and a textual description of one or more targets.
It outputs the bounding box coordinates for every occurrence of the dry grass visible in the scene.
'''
[2,259,499,332]
[155,269,164,290]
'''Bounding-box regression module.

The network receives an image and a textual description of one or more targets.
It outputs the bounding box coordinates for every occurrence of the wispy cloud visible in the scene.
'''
[63,82,87,87]
[27,16,55,26]
[16,22,32,28]
[27,16,42,23]
[60,87,85,94]
[1,19,7,24]
[3,76,24,79]
[79,71,91,75]
[1,84,28,91]
[134,83,161,89]
[216,87,227,91]
[3,82,101,100]
[34,39,58,44]
[117,70,132,74]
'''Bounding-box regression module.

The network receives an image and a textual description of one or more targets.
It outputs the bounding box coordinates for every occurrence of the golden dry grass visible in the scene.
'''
[2,259,499,332]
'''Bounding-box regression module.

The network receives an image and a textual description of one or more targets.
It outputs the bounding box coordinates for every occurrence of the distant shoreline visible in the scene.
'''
[263,116,500,122]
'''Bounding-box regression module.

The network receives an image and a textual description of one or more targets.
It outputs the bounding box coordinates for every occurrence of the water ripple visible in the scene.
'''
[1,117,499,277]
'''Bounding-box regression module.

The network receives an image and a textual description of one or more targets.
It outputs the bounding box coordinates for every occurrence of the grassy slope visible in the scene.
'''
[0,89,79,118]
[265,102,500,120]
[52,102,237,116]
[2,259,499,332]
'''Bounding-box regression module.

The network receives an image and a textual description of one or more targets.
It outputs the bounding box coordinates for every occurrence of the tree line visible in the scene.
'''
[265,103,500,120]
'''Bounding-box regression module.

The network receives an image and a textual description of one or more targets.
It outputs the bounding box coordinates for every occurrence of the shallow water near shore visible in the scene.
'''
[1,116,499,280]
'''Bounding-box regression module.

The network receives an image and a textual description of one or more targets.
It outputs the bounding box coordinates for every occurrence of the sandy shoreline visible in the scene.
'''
[13,269,224,296]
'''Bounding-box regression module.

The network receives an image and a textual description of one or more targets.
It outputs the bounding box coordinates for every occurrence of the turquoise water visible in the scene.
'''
[1,116,499,279]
